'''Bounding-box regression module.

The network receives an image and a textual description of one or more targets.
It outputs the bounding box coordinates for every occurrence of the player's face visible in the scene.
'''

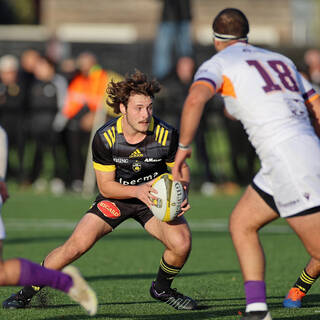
[122,94,153,133]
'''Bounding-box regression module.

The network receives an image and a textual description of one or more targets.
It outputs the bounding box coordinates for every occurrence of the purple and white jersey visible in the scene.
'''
[194,42,319,160]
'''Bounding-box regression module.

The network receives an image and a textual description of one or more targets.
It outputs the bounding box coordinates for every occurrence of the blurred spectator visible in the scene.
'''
[19,49,41,115]
[59,57,77,83]
[303,48,320,91]
[45,34,71,66]
[152,0,193,80]
[19,49,40,87]
[0,54,27,183]
[27,56,68,194]
[155,56,218,193]
[60,52,123,192]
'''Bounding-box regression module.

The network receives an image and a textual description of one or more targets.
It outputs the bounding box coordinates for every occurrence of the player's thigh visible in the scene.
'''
[229,185,279,234]
[145,216,191,251]
[65,213,112,251]
[286,212,320,259]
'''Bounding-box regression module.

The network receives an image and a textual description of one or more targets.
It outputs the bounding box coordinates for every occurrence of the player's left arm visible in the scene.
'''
[167,161,190,215]
[305,95,320,137]
[166,128,191,214]
[178,162,191,215]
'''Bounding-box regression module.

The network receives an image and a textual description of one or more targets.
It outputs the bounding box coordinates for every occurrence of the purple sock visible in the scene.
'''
[244,280,266,305]
[18,258,73,293]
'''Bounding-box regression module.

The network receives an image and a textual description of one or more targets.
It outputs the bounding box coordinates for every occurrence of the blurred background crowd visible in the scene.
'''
[0,0,320,196]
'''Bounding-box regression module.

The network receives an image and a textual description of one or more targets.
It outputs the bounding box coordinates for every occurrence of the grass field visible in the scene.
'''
[0,187,319,320]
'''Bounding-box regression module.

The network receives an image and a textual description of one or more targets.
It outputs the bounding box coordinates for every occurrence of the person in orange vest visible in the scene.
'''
[56,52,122,192]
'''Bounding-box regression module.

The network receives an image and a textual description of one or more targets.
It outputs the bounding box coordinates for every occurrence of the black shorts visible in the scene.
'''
[86,194,154,229]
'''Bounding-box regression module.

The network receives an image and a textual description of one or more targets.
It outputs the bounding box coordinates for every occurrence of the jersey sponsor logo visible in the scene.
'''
[276,198,300,208]
[144,158,162,162]
[113,157,129,163]
[129,148,143,158]
[97,200,121,219]
[132,161,142,172]
[119,172,159,185]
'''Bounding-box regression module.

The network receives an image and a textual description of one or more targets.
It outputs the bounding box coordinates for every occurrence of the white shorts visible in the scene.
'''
[0,195,5,239]
[253,133,320,218]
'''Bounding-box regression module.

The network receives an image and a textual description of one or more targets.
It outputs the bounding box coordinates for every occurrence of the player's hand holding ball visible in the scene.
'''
[135,182,158,208]
[149,173,188,222]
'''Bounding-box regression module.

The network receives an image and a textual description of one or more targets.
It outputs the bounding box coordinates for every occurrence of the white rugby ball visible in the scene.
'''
[150,173,185,222]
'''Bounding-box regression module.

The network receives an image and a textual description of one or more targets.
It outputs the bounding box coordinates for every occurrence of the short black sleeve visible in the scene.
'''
[92,131,114,166]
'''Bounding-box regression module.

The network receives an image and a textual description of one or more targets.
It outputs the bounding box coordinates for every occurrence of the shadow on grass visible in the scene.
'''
[42,306,242,320]
[86,269,239,282]
[23,295,320,320]
[4,229,233,246]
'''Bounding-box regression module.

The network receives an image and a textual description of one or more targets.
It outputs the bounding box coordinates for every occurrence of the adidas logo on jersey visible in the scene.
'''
[129,149,143,158]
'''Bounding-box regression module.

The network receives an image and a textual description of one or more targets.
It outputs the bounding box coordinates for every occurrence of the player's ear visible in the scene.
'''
[120,103,126,114]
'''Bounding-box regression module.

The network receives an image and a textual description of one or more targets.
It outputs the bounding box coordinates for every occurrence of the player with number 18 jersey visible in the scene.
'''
[194,42,320,218]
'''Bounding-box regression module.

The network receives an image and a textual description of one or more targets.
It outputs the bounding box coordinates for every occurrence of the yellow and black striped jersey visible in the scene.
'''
[92,115,178,185]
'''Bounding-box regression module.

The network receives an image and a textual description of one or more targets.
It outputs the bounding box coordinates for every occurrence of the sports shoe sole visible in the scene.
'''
[283,298,301,308]
[62,265,98,316]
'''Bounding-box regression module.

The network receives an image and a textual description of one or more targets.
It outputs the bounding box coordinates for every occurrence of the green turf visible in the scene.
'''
[0,188,319,319]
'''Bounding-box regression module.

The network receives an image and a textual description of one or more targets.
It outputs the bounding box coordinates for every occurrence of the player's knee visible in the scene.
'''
[62,241,88,260]
[307,247,320,261]
[170,234,192,257]
[229,214,258,239]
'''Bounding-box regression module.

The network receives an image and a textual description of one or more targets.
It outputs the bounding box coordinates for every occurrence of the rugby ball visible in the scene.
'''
[150,173,185,222]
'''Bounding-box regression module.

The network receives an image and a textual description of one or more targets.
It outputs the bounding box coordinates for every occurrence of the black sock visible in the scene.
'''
[18,286,41,299]
[294,268,317,293]
[154,257,182,292]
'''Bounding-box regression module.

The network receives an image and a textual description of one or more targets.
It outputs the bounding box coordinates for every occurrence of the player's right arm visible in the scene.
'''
[298,73,320,137]
[172,83,214,180]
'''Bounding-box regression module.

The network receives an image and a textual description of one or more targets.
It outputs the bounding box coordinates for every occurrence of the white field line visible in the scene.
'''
[3,218,293,234]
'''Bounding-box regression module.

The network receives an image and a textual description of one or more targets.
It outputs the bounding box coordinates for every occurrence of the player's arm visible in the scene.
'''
[178,162,191,215]
[305,95,320,137]
[172,83,214,180]
[94,169,157,207]
[166,127,191,214]
[298,72,320,137]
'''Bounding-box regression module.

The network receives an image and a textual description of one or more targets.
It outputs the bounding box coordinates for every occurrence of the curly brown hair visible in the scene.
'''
[107,70,161,114]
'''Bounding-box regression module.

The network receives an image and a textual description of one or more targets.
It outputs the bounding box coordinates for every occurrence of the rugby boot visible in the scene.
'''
[62,265,98,316]
[2,290,32,309]
[2,285,40,309]
[241,311,272,320]
[149,281,197,310]
[283,287,306,308]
